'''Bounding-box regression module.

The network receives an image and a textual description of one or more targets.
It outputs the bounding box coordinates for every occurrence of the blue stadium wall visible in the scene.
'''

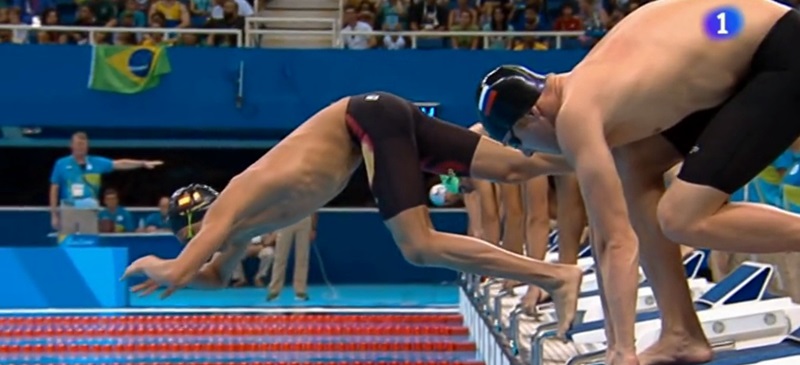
[0,46,586,129]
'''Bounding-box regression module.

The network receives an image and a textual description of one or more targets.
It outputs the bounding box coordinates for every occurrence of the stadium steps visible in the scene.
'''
[255,0,340,48]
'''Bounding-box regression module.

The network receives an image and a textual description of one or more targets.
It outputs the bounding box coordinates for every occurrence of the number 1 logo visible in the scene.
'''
[704,6,743,40]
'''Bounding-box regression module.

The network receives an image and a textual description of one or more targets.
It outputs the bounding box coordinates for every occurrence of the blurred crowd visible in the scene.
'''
[0,0,252,46]
[4,0,800,48]
[341,0,652,50]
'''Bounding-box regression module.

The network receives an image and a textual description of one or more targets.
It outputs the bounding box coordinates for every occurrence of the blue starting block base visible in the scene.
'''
[0,242,128,308]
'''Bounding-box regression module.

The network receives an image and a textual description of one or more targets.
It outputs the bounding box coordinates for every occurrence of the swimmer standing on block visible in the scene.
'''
[475,0,800,364]
[123,91,582,337]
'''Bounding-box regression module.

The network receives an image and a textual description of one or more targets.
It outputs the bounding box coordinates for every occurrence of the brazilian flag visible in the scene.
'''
[88,45,171,94]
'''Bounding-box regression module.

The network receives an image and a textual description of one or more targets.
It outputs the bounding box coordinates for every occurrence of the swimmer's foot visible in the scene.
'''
[638,334,713,365]
[266,292,279,301]
[253,278,266,287]
[519,286,543,316]
[549,265,582,338]
[502,280,520,295]
[231,279,247,287]
[606,351,640,365]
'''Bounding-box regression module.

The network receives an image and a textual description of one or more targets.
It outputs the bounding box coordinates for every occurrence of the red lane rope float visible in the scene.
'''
[0,324,470,337]
[0,342,477,352]
[21,360,485,365]
[0,315,464,325]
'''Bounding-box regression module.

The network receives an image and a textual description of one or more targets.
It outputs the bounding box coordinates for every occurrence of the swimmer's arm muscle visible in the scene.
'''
[528,153,573,176]
[556,106,639,340]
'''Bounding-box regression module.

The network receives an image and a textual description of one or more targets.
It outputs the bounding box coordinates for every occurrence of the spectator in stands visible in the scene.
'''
[358,9,376,29]
[268,214,317,301]
[448,0,477,29]
[93,31,112,44]
[8,7,27,44]
[477,0,512,25]
[357,0,376,14]
[89,0,118,25]
[382,20,406,49]
[553,3,582,31]
[68,5,100,44]
[483,6,512,50]
[98,188,135,233]
[142,16,173,45]
[626,0,641,14]
[342,5,375,50]
[605,6,625,29]
[513,6,547,50]
[577,0,606,47]
[409,0,447,49]
[376,0,407,30]
[208,0,252,20]
[190,0,214,20]
[108,0,147,27]
[207,0,244,47]
[36,9,68,44]
[142,196,172,232]
[12,0,52,23]
[177,32,201,46]
[149,0,190,27]
[113,12,140,44]
[450,10,479,50]
[49,132,163,231]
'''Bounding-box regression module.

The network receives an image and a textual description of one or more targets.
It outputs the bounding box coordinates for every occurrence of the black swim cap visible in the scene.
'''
[168,183,219,238]
[476,65,547,146]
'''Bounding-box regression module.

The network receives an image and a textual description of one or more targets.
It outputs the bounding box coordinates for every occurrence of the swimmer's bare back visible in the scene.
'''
[562,0,790,147]
[215,98,363,241]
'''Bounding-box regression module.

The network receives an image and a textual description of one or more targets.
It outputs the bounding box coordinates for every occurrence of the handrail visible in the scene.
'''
[0,23,582,50]
[339,29,584,49]
[244,16,337,47]
[0,24,243,47]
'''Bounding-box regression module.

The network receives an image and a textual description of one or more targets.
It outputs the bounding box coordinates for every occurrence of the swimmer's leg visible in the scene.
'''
[658,71,800,253]
[617,136,712,365]
[499,183,526,291]
[553,174,586,264]
[519,175,551,311]
[385,206,581,337]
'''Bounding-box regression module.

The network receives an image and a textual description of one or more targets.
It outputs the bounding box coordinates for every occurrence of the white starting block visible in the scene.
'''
[529,261,788,365]
[502,251,708,356]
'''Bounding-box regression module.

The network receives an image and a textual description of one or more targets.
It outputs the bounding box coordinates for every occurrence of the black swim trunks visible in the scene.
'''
[345,92,482,219]
[660,10,800,194]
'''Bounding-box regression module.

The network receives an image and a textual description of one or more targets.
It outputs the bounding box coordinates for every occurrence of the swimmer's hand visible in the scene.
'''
[122,255,194,299]
[143,160,164,169]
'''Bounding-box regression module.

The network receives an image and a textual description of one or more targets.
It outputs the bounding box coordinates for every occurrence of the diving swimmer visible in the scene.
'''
[123,91,582,337]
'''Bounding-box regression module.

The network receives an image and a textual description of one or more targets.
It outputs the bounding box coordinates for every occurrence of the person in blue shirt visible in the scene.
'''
[143,197,172,232]
[49,132,163,231]
[98,188,135,233]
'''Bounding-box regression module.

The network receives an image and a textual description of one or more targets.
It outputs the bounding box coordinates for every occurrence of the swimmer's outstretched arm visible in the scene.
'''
[555,105,639,359]
[171,175,260,285]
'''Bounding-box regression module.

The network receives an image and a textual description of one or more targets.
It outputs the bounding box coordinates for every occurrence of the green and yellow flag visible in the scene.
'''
[88,45,171,94]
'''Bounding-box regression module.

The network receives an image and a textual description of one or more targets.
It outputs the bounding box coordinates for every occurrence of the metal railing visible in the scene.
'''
[244,17,339,47]
[338,29,584,50]
[0,22,583,50]
[0,24,243,47]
